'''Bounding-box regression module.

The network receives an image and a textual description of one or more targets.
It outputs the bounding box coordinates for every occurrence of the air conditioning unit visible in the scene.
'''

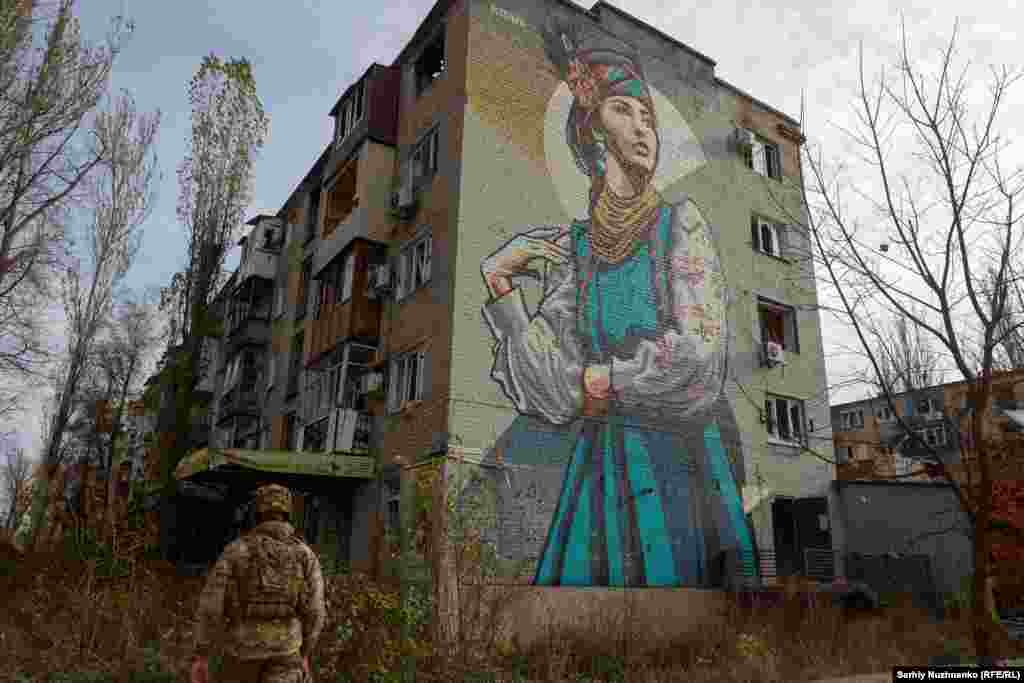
[735,127,756,150]
[360,371,384,395]
[366,264,392,299]
[764,341,785,367]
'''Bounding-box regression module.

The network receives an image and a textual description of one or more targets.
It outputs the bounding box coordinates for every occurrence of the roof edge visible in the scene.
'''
[715,77,800,128]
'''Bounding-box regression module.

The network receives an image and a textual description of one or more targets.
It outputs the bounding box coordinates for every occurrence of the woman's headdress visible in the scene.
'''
[542,20,656,179]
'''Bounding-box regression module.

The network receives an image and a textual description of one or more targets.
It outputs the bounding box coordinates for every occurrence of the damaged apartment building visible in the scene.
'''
[173,0,838,588]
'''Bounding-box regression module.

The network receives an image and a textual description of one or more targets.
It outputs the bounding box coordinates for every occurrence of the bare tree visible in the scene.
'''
[790,20,1024,657]
[25,92,159,550]
[866,311,943,397]
[2,440,31,530]
[155,54,268,488]
[983,266,1024,371]
[0,1,132,408]
[83,289,162,539]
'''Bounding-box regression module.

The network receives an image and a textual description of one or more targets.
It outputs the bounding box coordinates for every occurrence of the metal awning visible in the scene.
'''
[175,447,376,482]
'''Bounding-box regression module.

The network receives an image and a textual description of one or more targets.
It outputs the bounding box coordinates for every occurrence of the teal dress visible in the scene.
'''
[533,205,755,587]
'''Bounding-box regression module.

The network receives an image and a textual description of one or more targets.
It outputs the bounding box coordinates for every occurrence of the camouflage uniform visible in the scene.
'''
[193,484,326,682]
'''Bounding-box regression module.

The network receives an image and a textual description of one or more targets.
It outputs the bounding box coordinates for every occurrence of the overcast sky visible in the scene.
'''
[6,0,1022,456]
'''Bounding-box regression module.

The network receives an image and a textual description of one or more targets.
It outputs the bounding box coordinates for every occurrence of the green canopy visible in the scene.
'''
[175,447,375,481]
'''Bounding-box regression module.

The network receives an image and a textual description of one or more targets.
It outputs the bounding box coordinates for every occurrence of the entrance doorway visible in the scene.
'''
[771,496,831,579]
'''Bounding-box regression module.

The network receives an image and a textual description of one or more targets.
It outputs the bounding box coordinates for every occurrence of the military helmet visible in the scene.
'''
[253,483,293,518]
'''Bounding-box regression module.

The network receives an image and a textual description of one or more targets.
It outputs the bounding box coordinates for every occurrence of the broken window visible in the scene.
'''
[758,297,799,352]
[751,215,784,258]
[396,232,432,300]
[411,127,439,188]
[765,394,806,445]
[324,161,358,237]
[745,135,782,179]
[415,32,446,96]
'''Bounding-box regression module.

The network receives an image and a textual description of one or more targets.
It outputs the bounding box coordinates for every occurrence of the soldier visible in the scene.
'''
[190,483,326,683]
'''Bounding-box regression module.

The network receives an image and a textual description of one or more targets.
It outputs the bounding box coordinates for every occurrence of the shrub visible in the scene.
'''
[316,573,432,682]
[126,643,176,683]
[61,528,129,579]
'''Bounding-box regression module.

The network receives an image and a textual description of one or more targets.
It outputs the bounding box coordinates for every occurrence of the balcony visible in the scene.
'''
[226,315,270,351]
[238,248,277,285]
[355,412,371,451]
[218,384,261,423]
[338,410,372,453]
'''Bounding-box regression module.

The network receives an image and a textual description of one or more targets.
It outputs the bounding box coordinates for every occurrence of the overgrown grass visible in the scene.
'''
[3,520,1020,683]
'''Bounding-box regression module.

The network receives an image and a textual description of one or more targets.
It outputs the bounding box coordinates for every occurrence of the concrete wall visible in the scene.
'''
[832,480,972,595]
[492,586,730,652]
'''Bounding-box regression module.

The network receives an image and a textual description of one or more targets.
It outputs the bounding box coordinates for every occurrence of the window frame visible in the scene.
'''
[839,409,865,431]
[764,142,781,178]
[914,424,947,448]
[387,349,426,414]
[334,80,366,149]
[893,452,914,477]
[395,231,432,301]
[314,274,329,321]
[745,135,782,180]
[273,285,286,319]
[765,394,807,446]
[284,412,299,451]
[411,127,440,190]
[303,416,329,453]
[297,258,313,320]
[324,160,359,237]
[305,188,321,244]
[337,250,355,304]
[287,333,304,398]
[917,396,941,416]
[757,297,800,354]
[750,215,783,258]
[414,31,447,97]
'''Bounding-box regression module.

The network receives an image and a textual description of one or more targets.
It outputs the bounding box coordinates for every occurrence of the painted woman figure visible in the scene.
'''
[479,29,755,588]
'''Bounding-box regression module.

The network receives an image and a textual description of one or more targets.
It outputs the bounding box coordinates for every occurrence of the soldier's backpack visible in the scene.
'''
[239,529,307,620]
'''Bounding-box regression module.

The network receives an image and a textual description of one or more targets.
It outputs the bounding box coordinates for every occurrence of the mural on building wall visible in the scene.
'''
[477,23,755,588]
